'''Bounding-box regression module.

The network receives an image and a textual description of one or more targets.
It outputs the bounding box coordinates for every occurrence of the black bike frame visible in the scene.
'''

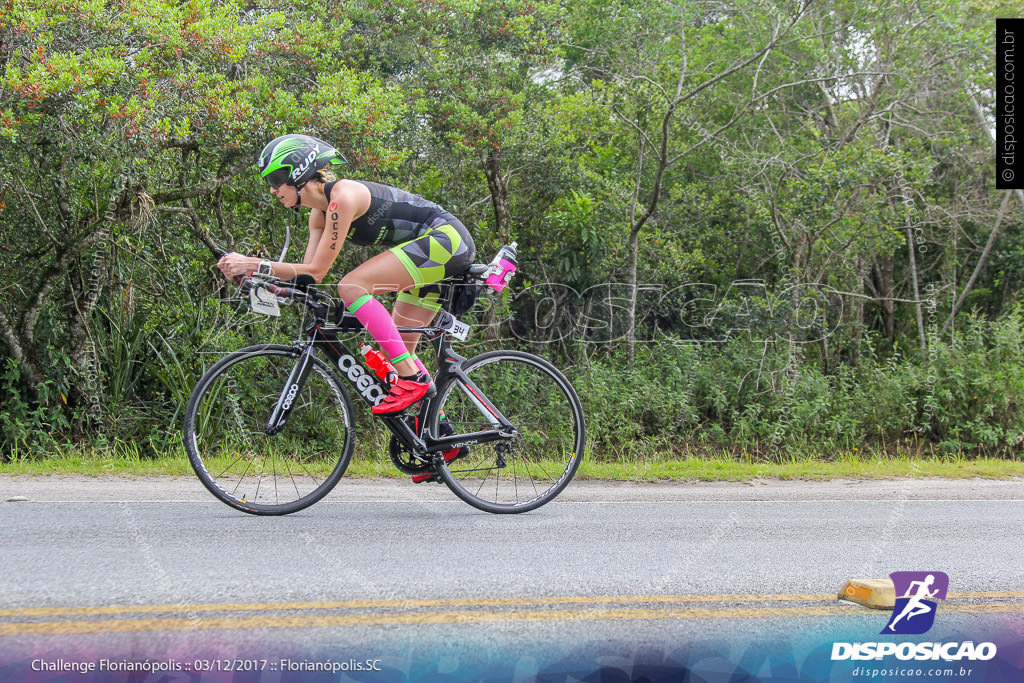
[281,315,516,463]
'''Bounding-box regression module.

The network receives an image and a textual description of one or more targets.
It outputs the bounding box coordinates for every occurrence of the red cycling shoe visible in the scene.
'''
[411,446,466,483]
[371,376,435,415]
[411,418,468,483]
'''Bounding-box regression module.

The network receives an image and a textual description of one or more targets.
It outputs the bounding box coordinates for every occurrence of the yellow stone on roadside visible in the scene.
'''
[837,578,896,610]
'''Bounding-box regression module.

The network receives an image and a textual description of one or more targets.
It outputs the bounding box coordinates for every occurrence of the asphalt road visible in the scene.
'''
[0,476,1022,680]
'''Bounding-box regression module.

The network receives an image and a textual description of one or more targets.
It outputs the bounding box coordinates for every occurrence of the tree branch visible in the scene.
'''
[159,204,221,257]
[150,159,247,204]
[15,176,58,244]
[674,0,812,108]
[943,191,1011,332]
[829,289,945,304]
[666,73,892,167]
[20,186,124,348]
[605,99,658,153]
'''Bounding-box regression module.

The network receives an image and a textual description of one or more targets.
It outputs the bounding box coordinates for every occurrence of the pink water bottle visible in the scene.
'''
[485,242,518,292]
[360,344,398,383]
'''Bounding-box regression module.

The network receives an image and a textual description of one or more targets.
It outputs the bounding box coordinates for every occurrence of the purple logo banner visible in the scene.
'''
[882,571,950,635]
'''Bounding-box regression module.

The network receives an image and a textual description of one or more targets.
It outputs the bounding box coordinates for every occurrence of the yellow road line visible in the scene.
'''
[0,606,845,636]
[0,594,836,619]
[1,603,1020,637]
[944,603,1024,614]
[0,592,1019,620]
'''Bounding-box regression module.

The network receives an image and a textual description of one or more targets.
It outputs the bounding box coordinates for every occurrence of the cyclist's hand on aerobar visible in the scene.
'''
[217,252,259,280]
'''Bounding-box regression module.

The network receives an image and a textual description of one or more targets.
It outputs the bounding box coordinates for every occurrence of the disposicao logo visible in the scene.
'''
[831,571,997,663]
[883,570,949,635]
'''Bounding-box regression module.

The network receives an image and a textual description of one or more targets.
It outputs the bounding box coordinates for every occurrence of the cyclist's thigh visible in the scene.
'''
[387,215,476,289]
[338,249,415,299]
[396,283,444,318]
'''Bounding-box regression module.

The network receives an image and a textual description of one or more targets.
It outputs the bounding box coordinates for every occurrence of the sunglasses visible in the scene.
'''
[264,168,291,189]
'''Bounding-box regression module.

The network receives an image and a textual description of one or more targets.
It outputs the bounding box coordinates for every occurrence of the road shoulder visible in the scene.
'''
[1,474,1022,503]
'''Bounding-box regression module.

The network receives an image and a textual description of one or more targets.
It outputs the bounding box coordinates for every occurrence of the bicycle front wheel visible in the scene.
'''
[183,344,355,515]
[431,350,586,513]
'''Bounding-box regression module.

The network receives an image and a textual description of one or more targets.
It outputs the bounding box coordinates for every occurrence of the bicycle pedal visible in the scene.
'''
[411,471,440,484]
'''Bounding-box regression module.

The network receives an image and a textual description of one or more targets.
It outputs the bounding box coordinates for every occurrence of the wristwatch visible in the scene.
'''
[256,260,273,276]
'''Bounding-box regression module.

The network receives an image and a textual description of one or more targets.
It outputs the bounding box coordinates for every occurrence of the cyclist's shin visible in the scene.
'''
[412,355,431,379]
[346,295,409,364]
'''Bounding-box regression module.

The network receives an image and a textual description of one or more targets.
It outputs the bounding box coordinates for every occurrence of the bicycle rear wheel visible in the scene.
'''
[431,350,585,513]
[183,344,355,515]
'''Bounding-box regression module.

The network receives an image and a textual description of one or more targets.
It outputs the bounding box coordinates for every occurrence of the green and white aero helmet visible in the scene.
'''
[257,134,346,188]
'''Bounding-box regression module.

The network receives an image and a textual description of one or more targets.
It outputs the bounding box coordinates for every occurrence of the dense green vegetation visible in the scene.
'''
[1,0,1021,465]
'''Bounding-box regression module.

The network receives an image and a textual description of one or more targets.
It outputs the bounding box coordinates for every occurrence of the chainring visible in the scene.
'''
[388,436,434,475]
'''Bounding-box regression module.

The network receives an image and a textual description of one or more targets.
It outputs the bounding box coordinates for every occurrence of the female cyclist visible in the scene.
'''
[216,134,476,425]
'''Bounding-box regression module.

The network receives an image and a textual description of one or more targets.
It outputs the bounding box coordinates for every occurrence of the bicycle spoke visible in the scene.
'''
[230,458,253,497]
[212,451,248,480]
[271,448,279,504]
[526,451,558,482]
[253,452,265,502]
[512,455,519,502]
[294,454,323,488]
[474,474,488,499]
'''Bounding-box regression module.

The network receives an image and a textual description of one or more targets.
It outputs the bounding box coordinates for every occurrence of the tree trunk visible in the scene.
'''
[479,148,512,342]
[905,226,926,351]
[66,245,111,431]
[0,308,43,401]
[481,148,511,242]
[626,140,645,367]
[851,255,866,364]
[626,227,640,366]
[873,253,897,343]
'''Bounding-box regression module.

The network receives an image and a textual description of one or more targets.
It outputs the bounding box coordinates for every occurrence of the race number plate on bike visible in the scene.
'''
[436,312,470,341]
[250,286,281,317]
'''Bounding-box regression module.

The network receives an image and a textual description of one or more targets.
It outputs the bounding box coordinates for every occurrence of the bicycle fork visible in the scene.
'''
[264,343,316,435]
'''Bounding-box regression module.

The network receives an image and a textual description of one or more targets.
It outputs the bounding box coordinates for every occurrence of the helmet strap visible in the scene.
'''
[292,180,308,213]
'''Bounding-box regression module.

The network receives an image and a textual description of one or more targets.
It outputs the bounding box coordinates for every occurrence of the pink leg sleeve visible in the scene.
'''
[346,295,410,363]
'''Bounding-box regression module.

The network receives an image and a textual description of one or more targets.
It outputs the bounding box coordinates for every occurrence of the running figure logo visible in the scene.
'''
[882,571,949,635]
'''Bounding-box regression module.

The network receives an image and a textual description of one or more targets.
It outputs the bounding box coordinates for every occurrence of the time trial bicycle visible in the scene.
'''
[183,250,586,515]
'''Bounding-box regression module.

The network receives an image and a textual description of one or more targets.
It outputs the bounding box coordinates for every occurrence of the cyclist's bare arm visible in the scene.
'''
[221,184,360,283]
[301,183,358,282]
[305,209,326,263]
[272,183,360,282]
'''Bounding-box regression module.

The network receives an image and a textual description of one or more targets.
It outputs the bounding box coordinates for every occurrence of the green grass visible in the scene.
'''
[1,443,1021,480]
[574,455,1024,481]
